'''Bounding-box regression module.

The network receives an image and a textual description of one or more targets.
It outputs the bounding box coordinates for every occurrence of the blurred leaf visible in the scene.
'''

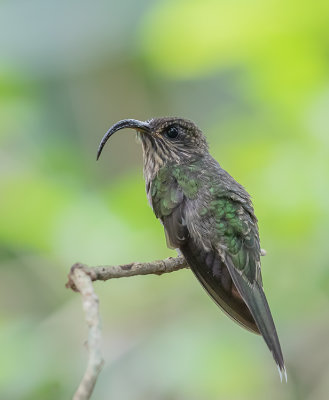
[140,0,329,109]
[0,173,74,252]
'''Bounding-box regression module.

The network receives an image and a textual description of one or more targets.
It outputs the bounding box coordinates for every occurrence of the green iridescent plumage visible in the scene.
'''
[152,160,260,282]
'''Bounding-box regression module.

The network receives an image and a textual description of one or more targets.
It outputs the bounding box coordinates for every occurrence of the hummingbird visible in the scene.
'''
[97,117,286,379]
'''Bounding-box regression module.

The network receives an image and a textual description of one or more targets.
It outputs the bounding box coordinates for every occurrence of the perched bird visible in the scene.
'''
[97,117,286,379]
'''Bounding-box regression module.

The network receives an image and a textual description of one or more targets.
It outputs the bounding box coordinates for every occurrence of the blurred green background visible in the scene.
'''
[1,0,329,399]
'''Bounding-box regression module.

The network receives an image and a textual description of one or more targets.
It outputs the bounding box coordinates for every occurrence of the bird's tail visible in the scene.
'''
[226,258,286,381]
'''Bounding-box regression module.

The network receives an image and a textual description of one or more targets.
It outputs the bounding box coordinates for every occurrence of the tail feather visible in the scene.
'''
[226,256,286,380]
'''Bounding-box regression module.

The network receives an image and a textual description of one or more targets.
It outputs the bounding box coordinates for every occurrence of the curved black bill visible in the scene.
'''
[97,119,151,160]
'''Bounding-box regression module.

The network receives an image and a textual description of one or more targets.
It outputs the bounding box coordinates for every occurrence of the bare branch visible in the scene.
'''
[66,255,188,399]
[69,267,104,400]
[66,255,188,291]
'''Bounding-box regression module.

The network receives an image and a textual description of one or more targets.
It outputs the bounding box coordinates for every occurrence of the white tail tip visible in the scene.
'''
[277,365,287,383]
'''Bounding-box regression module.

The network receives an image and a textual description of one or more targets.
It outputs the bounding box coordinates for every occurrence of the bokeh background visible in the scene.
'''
[1,0,329,399]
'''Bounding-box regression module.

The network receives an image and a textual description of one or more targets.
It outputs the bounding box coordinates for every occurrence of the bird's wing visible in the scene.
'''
[203,194,285,376]
[179,233,260,333]
[150,168,259,334]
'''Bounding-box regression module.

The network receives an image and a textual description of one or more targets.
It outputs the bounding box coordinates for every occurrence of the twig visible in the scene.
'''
[69,267,104,400]
[66,256,188,399]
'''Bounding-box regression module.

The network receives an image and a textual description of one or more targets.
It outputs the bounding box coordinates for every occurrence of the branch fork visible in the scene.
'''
[66,256,188,400]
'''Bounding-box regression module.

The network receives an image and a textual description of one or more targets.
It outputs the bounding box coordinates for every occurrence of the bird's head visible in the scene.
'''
[97,117,208,166]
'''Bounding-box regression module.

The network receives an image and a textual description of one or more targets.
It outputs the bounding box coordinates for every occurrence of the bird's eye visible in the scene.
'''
[166,126,179,139]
